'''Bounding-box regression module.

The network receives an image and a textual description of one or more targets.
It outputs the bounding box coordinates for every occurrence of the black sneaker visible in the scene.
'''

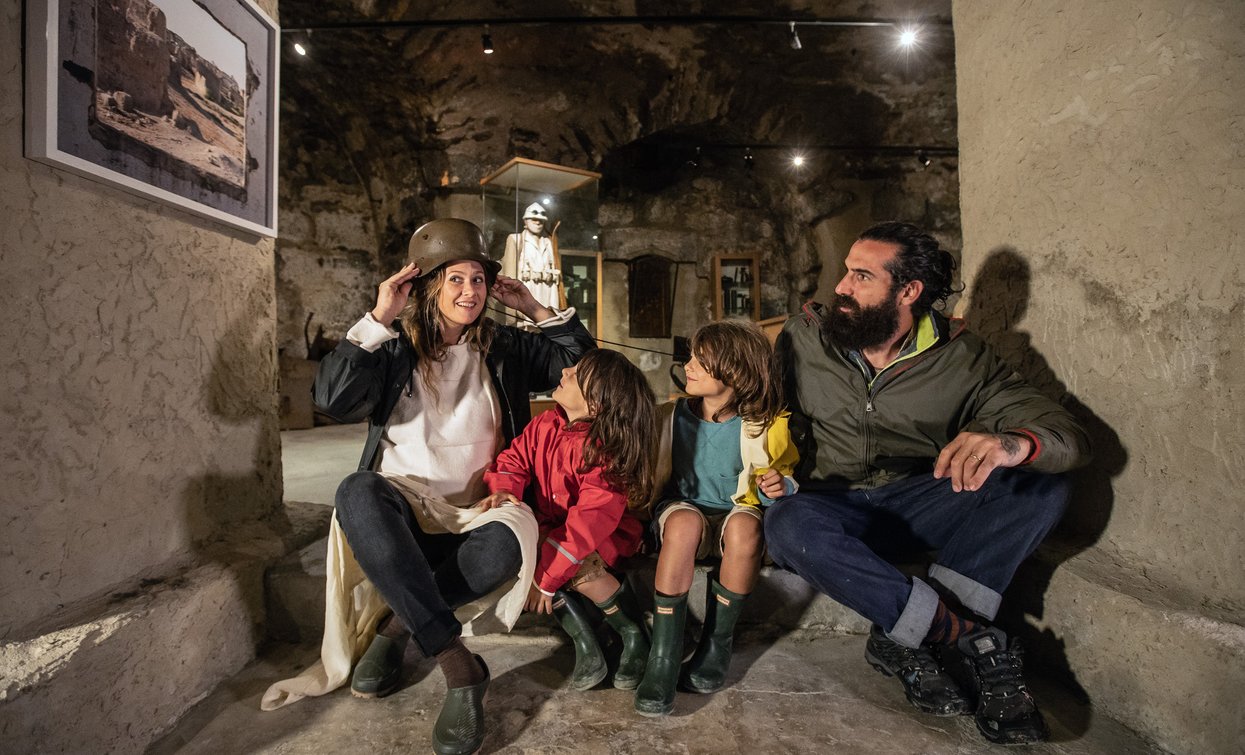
[956,626,1049,744]
[865,625,970,716]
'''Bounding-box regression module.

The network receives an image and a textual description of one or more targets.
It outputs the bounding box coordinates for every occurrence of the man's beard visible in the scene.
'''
[823,292,902,351]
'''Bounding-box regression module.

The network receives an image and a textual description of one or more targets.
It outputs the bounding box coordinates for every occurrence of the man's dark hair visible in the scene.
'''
[858,221,960,314]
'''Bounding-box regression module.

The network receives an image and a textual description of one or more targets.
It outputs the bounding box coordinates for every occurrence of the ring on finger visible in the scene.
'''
[969,454,983,463]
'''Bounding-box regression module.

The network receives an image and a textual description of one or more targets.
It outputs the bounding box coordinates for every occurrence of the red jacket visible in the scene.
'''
[484,408,644,593]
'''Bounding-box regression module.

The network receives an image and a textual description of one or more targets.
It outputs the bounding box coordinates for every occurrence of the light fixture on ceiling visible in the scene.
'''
[744,147,754,170]
[482,25,494,54]
[916,150,931,168]
[898,26,919,48]
[788,21,802,51]
[791,152,806,168]
[292,30,311,56]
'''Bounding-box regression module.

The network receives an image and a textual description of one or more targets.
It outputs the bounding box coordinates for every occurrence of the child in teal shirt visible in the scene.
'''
[635,320,798,716]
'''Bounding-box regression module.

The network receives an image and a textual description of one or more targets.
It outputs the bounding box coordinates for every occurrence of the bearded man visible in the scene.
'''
[767,221,1091,745]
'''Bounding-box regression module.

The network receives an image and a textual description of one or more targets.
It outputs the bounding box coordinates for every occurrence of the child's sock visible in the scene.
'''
[435,637,485,688]
[924,599,981,646]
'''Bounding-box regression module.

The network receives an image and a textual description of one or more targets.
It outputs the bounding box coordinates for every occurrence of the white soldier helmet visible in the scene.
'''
[522,202,548,222]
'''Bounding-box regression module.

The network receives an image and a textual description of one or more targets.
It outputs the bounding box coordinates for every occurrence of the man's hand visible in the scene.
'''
[476,491,521,510]
[756,468,787,498]
[525,582,554,614]
[491,274,553,322]
[370,262,421,326]
[934,431,1032,493]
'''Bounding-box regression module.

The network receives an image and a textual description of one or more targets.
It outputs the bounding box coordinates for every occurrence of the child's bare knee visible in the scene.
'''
[722,516,764,557]
[664,509,702,536]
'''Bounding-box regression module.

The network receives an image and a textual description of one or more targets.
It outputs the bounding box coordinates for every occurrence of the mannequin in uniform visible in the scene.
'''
[503,202,561,311]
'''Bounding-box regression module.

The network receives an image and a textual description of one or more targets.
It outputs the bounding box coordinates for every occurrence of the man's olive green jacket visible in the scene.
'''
[776,304,1091,491]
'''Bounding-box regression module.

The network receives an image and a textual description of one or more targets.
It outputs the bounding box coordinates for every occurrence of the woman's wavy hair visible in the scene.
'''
[574,349,657,509]
[858,221,962,314]
[691,320,780,436]
[396,264,494,400]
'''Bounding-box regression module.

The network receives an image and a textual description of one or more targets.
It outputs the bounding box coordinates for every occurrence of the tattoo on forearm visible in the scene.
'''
[997,433,1021,456]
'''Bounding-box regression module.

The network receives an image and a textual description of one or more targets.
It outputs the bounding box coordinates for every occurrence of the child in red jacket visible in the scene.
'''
[480,348,657,690]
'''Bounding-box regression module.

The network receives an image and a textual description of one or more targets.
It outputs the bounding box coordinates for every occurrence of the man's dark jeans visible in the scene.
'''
[335,471,522,656]
[765,469,1069,648]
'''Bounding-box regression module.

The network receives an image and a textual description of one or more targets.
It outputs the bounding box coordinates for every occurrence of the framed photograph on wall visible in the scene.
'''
[25,0,279,237]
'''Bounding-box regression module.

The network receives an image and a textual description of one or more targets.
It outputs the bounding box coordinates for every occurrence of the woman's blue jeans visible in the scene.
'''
[334,471,522,656]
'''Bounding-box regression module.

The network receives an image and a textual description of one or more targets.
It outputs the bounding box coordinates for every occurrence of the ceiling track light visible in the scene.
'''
[482,25,494,54]
[788,21,802,50]
[292,29,311,56]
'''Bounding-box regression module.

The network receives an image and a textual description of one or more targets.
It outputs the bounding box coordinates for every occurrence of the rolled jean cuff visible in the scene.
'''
[928,564,1002,620]
[887,577,940,649]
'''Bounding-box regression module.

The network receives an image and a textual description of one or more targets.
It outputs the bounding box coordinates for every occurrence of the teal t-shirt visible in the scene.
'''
[663,398,744,511]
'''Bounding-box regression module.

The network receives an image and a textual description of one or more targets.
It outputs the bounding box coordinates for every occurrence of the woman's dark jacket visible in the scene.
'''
[313,315,597,472]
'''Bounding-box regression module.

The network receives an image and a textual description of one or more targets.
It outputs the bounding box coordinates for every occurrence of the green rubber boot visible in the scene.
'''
[552,590,608,690]
[595,580,650,690]
[431,655,490,755]
[682,580,748,693]
[350,633,406,698]
[633,592,688,717]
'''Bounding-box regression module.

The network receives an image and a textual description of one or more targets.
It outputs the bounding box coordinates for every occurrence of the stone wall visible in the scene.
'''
[0,0,280,646]
[953,1,1244,751]
[273,1,961,380]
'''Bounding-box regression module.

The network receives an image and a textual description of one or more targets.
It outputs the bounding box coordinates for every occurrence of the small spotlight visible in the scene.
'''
[917,150,931,168]
[791,154,806,168]
[293,41,307,56]
[899,27,919,48]
[482,25,494,54]
[789,21,802,51]
[744,147,754,170]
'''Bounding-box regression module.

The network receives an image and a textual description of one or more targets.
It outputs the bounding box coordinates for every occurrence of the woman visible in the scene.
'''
[262,218,595,755]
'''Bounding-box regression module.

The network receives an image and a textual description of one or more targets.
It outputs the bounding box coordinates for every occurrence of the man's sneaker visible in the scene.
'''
[865,625,970,716]
[956,626,1049,744]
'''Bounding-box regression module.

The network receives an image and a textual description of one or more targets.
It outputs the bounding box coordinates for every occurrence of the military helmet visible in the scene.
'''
[406,218,501,283]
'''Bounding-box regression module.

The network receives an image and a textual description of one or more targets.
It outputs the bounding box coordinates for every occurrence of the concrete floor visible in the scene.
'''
[280,422,366,506]
[153,425,1161,754]
[149,629,1155,754]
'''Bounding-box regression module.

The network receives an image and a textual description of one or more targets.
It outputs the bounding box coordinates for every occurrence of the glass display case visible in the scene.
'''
[712,253,760,320]
[480,158,603,336]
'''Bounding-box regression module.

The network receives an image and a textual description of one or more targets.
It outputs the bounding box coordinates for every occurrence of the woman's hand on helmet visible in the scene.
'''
[492,274,553,322]
[371,262,420,326]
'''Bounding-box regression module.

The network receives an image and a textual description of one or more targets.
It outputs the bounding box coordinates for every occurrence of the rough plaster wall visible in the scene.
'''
[0,0,282,638]
[953,1,1244,621]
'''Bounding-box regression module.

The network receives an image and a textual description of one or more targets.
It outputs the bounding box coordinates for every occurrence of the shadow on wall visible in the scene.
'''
[965,247,1129,729]
[182,284,290,634]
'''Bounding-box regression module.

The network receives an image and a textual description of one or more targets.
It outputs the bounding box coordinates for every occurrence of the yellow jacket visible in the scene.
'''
[647,399,800,517]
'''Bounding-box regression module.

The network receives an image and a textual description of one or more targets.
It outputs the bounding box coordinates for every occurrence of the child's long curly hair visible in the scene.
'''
[396,265,495,400]
[574,349,657,509]
[690,320,780,436]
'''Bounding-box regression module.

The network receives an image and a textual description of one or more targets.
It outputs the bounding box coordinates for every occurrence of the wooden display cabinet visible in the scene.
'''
[712,253,760,321]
